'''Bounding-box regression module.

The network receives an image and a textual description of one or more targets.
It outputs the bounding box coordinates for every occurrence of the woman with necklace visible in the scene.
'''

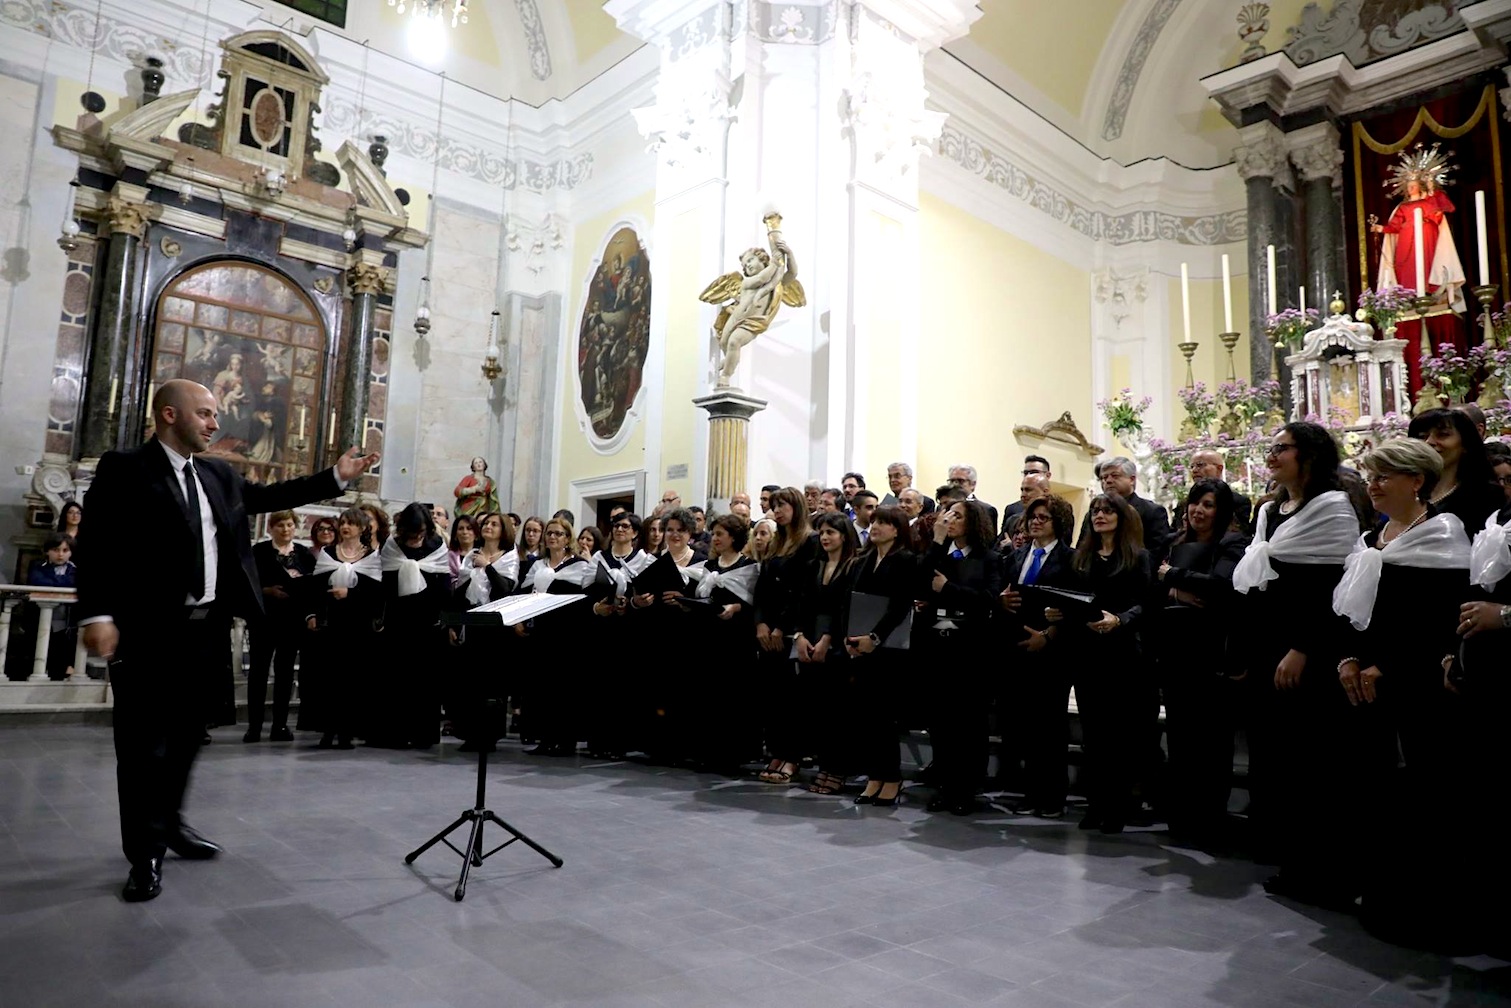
[584,513,652,759]
[449,512,519,751]
[1330,439,1471,950]
[752,488,818,783]
[373,502,452,750]
[246,510,315,743]
[1232,421,1365,909]
[515,516,595,756]
[843,505,918,807]
[1406,409,1501,540]
[515,515,545,570]
[629,508,706,757]
[302,507,382,749]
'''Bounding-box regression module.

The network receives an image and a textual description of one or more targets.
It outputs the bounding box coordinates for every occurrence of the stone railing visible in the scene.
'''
[0,584,89,684]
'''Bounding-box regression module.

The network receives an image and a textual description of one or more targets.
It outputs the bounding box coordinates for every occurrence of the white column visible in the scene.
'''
[30,601,55,682]
[0,597,16,679]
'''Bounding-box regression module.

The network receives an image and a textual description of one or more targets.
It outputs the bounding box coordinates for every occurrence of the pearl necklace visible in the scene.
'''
[1379,507,1428,545]
[1429,481,1457,505]
[336,542,365,561]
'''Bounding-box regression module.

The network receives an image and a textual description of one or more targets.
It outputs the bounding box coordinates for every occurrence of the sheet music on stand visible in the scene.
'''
[467,593,587,626]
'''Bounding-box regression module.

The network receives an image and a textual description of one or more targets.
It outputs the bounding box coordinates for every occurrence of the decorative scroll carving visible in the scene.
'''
[105,197,147,238]
[106,88,198,142]
[1101,0,1183,142]
[1283,0,1468,67]
[750,1,839,44]
[335,140,405,217]
[347,262,389,297]
[514,0,553,80]
[632,83,735,170]
[1013,412,1105,457]
[1290,137,1345,182]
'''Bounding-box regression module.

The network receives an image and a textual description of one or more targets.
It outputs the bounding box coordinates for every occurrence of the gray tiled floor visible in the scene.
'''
[1,724,1506,1007]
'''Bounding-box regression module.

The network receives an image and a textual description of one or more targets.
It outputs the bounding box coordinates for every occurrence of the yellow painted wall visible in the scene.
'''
[917,193,1096,512]
[966,0,1124,116]
[859,210,905,480]
[555,190,655,507]
[564,1,628,64]
[653,204,705,509]
[1165,272,1252,431]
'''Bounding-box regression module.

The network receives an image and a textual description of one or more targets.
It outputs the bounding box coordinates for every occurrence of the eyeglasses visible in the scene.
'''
[1364,473,1401,486]
[1267,443,1297,459]
[612,522,635,530]
[544,530,566,537]
[1496,475,1511,486]
[1089,506,1117,516]
[1021,469,1046,476]
[1027,514,1051,523]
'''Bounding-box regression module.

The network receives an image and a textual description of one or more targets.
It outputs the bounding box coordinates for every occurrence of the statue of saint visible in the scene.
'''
[453,456,500,519]
[699,213,807,388]
[1370,143,1466,312]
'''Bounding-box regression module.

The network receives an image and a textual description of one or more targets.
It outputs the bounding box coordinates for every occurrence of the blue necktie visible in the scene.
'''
[1024,547,1045,585]
[950,548,964,560]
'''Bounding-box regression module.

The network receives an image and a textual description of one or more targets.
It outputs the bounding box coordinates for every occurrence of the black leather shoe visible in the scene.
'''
[949,799,975,816]
[166,826,222,860]
[122,858,162,902]
[1077,812,1101,831]
[269,726,294,742]
[925,795,949,813]
[242,729,261,743]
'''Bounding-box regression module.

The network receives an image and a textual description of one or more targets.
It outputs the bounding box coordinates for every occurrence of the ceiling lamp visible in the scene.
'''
[389,0,469,28]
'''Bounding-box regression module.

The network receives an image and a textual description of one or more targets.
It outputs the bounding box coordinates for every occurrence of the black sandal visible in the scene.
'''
[808,771,844,795]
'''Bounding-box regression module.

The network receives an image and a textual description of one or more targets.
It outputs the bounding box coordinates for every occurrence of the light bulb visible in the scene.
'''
[62,219,80,238]
[416,303,430,320]
[485,343,499,362]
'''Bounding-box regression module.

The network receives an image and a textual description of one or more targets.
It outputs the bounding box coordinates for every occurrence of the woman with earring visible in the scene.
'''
[449,512,518,751]
[584,512,652,758]
[1407,408,1501,540]
[373,502,452,750]
[787,512,860,794]
[516,516,595,755]
[752,488,818,783]
[843,505,917,807]
[1233,421,1365,908]
[1332,439,1471,950]
[302,507,382,748]
[921,499,1002,815]
[630,507,705,757]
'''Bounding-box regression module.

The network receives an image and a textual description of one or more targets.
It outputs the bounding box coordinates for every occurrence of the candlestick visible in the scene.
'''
[1476,190,1490,288]
[1180,263,1192,342]
[1266,244,1277,317]
[1221,254,1233,333]
[1473,283,1502,346]
[1178,340,1199,388]
[1219,331,1241,381]
[1414,207,1425,296]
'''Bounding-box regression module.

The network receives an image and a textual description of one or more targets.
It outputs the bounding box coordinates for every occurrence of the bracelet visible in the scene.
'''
[1336,656,1360,676]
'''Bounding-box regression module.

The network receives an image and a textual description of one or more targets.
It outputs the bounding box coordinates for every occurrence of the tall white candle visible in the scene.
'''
[1180,262,1192,342]
[1476,190,1490,287]
[1221,253,1233,332]
[1298,286,1305,312]
[1414,207,1426,296]
[298,405,307,439]
[1266,244,1277,316]
[328,411,337,449]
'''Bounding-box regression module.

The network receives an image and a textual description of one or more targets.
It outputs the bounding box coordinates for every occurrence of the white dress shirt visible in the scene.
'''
[1017,540,1057,583]
[161,440,219,605]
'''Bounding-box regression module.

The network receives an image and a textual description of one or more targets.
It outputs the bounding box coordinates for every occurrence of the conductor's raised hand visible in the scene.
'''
[82,621,118,659]
[335,447,381,482]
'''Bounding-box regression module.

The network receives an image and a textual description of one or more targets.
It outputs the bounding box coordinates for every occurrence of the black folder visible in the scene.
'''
[1023,584,1102,623]
[630,551,688,598]
[847,591,913,650]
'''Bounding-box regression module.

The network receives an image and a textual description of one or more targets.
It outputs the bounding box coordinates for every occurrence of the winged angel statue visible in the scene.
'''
[699,213,807,388]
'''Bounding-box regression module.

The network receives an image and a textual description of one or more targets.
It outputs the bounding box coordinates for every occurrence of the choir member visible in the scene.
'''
[843,505,917,806]
[584,513,653,758]
[1232,421,1364,908]
[309,515,337,553]
[631,507,706,757]
[1407,408,1502,539]
[373,502,452,749]
[450,512,519,750]
[1152,480,1249,843]
[1049,492,1150,833]
[447,514,477,580]
[359,503,390,546]
[516,516,596,755]
[753,488,818,783]
[746,517,775,560]
[790,512,860,794]
[920,499,1001,815]
[998,494,1077,818]
[246,510,314,743]
[577,525,604,561]
[639,515,664,556]
[302,507,382,749]
[516,515,544,564]
[1331,439,1472,950]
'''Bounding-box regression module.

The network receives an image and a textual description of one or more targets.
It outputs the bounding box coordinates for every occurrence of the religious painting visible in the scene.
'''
[576,227,651,442]
[146,261,325,483]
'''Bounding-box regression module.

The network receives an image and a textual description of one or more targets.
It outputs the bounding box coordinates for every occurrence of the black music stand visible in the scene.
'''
[404,699,563,900]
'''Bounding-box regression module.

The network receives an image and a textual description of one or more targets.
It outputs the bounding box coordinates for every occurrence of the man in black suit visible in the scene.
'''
[879,461,933,513]
[1081,456,1173,563]
[1002,455,1052,524]
[948,463,998,537]
[1189,448,1253,534]
[78,379,378,902]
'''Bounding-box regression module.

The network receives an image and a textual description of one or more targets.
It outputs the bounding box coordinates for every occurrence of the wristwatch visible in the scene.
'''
[1500,604,1511,629]
[867,632,882,647]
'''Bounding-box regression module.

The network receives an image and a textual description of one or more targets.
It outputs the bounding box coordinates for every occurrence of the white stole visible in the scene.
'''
[683,559,759,605]
[1469,508,1511,592]
[464,550,521,606]
[594,549,653,597]
[380,539,452,597]
[1233,490,1359,593]
[530,556,596,594]
[312,547,381,589]
[1331,513,1470,630]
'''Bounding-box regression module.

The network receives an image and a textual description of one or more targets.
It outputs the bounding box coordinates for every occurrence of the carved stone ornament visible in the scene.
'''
[159,235,182,257]
[1012,412,1105,457]
[1283,0,1467,67]
[347,262,389,297]
[631,83,736,170]
[31,463,78,515]
[1233,133,1291,183]
[506,214,565,275]
[842,72,947,176]
[1290,138,1345,183]
[105,196,148,238]
[313,276,335,294]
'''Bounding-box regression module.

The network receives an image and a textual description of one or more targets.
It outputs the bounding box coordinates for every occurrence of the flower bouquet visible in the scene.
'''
[1176,382,1219,435]
[1420,342,1477,405]
[1217,378,1281,435]
[1356,285,1415,337]
[1097,388,1153,440]
[1486,303,1511,348]
[1266,307,1320,352]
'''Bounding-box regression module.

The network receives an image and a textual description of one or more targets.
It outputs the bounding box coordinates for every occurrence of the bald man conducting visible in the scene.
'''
[77,380,379,902]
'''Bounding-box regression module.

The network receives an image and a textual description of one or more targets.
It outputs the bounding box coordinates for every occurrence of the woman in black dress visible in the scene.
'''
[1407,408,1502,540]
[752,488,818,783]
[920,499,1001,815]
[584,513,652,758]
[1151,480,1249,843]
[1232,421,1365,907]
[302,507,382,748]
[449,512,518,749]
[790,512,860,794]
[516,515,544,566]
[843,505,917,807]
[246,509,315,742]
[630,507,706,757]
[373,502,452,749]
[516,516,596,755]
[1048,493,1150,833]
[638,515,664,556]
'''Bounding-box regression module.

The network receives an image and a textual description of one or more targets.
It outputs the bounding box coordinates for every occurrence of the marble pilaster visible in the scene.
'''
[1290,123,1347,319]
[77,195,147,460]
[338,261,386,464]
[1234,123,1293,385]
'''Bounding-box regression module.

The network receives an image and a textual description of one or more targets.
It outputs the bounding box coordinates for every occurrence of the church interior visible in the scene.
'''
[2,0,1511,1005]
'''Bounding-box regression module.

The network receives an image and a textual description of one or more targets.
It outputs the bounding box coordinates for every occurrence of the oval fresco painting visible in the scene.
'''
[577,227,651,442]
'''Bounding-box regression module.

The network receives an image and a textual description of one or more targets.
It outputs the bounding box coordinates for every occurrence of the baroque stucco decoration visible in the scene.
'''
[0,0,216,88]
[938,125,1246,246]
[514,0,553,80]
[1283,0,1468,66]
[1102,0,1184,142]
[750,2,840,44]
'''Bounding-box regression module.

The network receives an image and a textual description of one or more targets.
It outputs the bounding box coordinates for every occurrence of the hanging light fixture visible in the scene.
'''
[414,276,432,335]
[58,180,81,252]
[388,0,469,28]
[415,72,446,339]
[480,309,502,381]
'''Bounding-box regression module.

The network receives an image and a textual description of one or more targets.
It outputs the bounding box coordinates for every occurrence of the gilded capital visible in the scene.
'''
[105,196,148,238]
[347,262,389,297]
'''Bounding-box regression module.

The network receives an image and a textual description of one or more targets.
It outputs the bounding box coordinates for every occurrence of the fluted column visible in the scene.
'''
[337,262,387,463]
[1290,123,1347,313]
[691,390,767,514]
[77,195,147,460]
[1234,123,1295,383]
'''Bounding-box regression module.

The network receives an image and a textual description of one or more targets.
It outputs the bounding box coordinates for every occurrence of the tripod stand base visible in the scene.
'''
[405,806,563,901]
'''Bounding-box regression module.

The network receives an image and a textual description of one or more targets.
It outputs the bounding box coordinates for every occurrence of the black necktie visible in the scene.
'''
[183,460,206,600]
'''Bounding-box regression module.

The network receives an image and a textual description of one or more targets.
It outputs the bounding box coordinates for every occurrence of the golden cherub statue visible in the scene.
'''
[699,212,807,388]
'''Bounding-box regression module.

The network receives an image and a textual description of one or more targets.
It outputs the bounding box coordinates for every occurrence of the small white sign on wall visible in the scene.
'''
[665,463,688,480]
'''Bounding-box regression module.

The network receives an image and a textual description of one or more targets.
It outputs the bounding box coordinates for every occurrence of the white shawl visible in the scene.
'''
[530,556,596,594]
[312,547,381,589]
[1233,490,1359,593]
[594,548,654,597]
[1470,508,1511,592]
[463,550,521,606]
[380,539,452,597]
[683,559,759,606]
[1331,513,1470,630]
